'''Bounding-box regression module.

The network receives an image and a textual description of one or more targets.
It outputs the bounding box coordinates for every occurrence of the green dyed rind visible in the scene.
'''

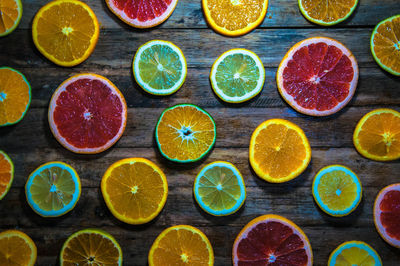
[0,0,22,37]
[0,150,14,200]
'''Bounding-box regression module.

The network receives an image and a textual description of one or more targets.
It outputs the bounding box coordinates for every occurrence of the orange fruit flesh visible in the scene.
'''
[0,0,20,34]
[0,154,12,197]
[0,234,35,265]
[301,0,357,23]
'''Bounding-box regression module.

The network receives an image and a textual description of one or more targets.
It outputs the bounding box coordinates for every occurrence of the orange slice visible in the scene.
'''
[148,225,214,265]
[353,108,400,161]
[0,150,13,200]
[202,0,268,37]
[0,230,37,266]
[249,119,311,183]
[32,0,99,67]
[0,0,22,37]
[101,158,168,225]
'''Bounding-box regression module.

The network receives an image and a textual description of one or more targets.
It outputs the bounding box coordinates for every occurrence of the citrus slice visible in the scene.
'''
[312,165,362,217]
[25,161,81,217]
[277,37,358,116]
[155,104,216,163]
[249,119,311,183]
[353,108,400,161]
[32,0,99,67]
[210,49,265,103]
[106,0,178,28]
[0,67,31,126]
[328,241,382,266]
[194,161,246,216]
[371,15,400,76]
[0,0,22,37]
[202,0,268,37]
[0,150,13,200]
[374,183,400,248]
[60,228,122,265]
[101,158,168,225]
[48,73,127,154]
[148,225,214,266]
[0,230,37,266]
[298,0,359,26]
[133,40,187,96]
[233,214,313,266]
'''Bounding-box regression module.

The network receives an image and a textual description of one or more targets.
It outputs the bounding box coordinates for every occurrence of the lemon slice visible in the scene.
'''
[328,241,382,266]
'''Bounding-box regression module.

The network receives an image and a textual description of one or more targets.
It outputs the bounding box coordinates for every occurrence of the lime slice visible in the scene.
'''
[133,40,187,95]
[194,161,246,216]
[25,162,81,217]
[312,165,362,217]
[210,49,265,103]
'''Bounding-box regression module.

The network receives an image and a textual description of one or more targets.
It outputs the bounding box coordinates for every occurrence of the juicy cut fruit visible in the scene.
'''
[0,230,37,266]
[0,150,13,200]
[32,0,99,67]
[101,158,168,225]
[60,228,122,266]
[277,37,358,116]
[106,0,179,28]
[374,183,400,248]
[0,0,22,37]
[328,241,382,266]
[249,119,311,183]
[48,73,127,154]
[232,214,313,266]
[148,225,214,266]
[371,15,400,76]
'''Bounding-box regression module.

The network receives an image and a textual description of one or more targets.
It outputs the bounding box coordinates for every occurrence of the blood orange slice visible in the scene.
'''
[48,74,127,154]
[277,37,358,116]
[233,214,313,265]
[106,0,178,28]
[374,183,400,248]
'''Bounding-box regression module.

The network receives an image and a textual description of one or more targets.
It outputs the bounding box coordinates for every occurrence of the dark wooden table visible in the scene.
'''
[1,0,400,265]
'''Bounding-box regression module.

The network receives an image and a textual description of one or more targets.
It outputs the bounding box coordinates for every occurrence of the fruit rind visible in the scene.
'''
[0,150,14,200]
[0,0,23,37]
[0,229,37,266]
[327,241,382,266]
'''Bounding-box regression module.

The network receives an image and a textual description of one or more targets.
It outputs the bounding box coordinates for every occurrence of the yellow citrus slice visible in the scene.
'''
[328,241,382,266]
[0,150,13,200]
[148,225,214,266]
[249,119,311,183]
[353,108,400,161]
[32,0,99,67]
[202,0,268,37]
[101,158,168,225]
[0,230,37,266]
[0,0,22,37]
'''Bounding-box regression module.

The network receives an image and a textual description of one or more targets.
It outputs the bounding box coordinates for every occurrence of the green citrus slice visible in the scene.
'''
[0,0,22,37]
[133,40,187,95]
[210,48,265,103]
[328,241,382,266]
[25,161,81,217]
[0,150,14,200]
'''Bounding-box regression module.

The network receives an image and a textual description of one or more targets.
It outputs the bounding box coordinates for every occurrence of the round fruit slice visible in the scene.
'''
[25,161,81,217]
[277,37,358,116]
[32,0,99,67]
[312,165,362,217]
[133,40,187,95]
[60,228,122,265]
[0,0,22,37]
[106,0,178,28]
[210,49,265,103]
[149,225,214,266]
[155,104,216,163]
[202,0,268,37]
[0,230,37,266]
[374,183,400,248]
[353,108,400,161]
[101,158,168,225]
[233,214,313,265]
[371,15,400,76]
[298,0,358,26]
[194,161,246,216]
[249,119,311,183]
[0,150,14,200]
[49,73,127,154]
[0,67,31,126]
[328,241,382,266]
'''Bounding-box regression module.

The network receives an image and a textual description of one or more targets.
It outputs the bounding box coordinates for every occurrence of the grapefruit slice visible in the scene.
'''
[277,37,358,116]
[374,183,400,248]
[0,150,14,200]
[48,73,127,154]
[106,0,178,28]
[233,214,313,265]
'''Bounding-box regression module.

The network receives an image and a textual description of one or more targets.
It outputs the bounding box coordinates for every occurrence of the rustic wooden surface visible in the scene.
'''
[1,0,400,265]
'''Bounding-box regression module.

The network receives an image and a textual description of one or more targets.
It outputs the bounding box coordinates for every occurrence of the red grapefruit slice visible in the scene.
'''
[48,73,127,154]
[277,37,358,116]
[374,183,400,248]
[233,214,313,266]
[106,0,179,28]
